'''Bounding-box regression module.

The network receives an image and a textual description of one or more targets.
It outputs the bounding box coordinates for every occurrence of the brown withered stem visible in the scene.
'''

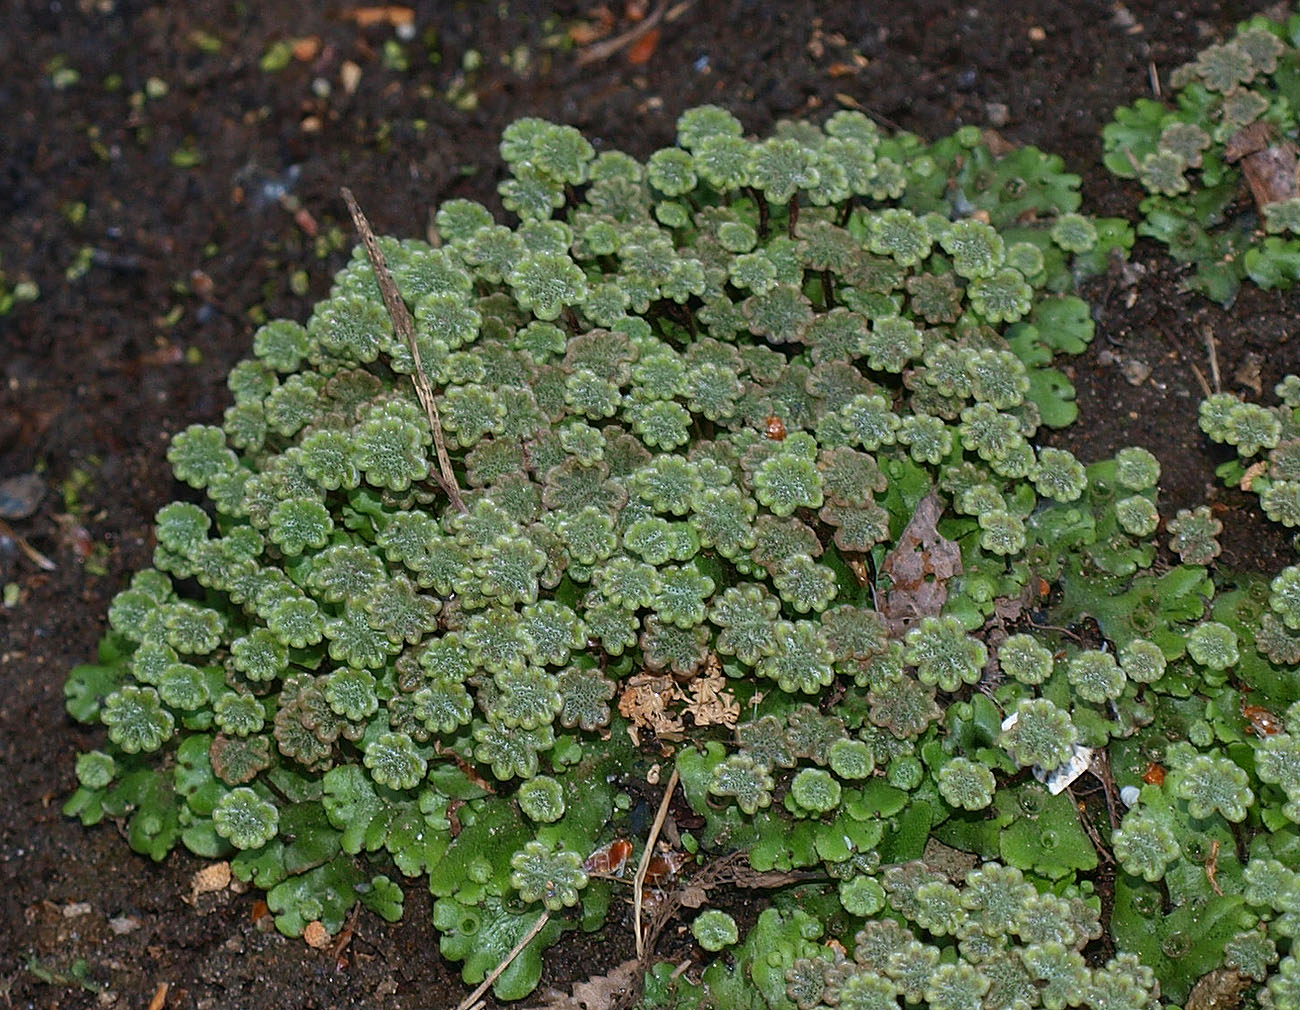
[340,186,466,514]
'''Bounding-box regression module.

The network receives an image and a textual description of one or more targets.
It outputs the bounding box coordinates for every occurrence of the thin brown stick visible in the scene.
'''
[606,850,766,1010]
[339,187,466,514]
[1024,618,1084,644]
[1089,747,1122,832]
[0,517,56,571]
[633,766,679,959]
[1070,786,1115,865]
[577,0,695,66]
[1189,361,1214,400]
[1201,325,1222,393]
[1205,839,1224,896]
[454,910,551,1010]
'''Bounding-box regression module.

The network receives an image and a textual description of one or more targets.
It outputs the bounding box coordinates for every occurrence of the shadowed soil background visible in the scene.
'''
[1,1,1297,1007]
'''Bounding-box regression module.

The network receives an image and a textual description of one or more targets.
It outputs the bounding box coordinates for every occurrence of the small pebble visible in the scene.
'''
[340,60,362,96]
[1122,358,1152,386]
[986,102,1009,127]
[1120,785,1141,807]
[0,474,45,520]
[109,915,142,935]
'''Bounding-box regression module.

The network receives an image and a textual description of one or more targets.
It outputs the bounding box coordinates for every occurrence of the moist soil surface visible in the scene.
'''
[2,2,1297,1007]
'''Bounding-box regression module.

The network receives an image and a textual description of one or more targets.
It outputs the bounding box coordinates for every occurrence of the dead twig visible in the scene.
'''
[633,767,679,959]
[1023,618,1085,644]
[331,901,362,972]
[0,517,56,571]
[1188,361,1214,400]
[1068,785,1115,865]
[1201,325,1222,393]
[454,910,551,1010]
[602,848,806,1010]
[577,0,695,66]
[1089,747,1122,833]
[1206,839,1224,896]
[339,187,466,513]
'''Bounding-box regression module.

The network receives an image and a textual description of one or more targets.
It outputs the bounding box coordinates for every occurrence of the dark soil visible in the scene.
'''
[1,2,1296,1007]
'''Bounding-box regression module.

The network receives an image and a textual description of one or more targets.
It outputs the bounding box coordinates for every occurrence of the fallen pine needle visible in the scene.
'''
[147,981,169,1010]
[633,766,679,959]
[454,910,550,1010]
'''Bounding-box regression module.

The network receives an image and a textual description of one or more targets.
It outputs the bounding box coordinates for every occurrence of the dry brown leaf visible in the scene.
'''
[982,129,1018,158]
[719,866,811,889]
[622,657,738,738]
[1226,122,1299,209]
[1186,968,1250,1010]
[1235,353,1264,396]
[619,674,685,738]
[522,958,643,1009]
[992,594,1027,624]
[880,490,962,629]
[1225,121,1273,161]
[1243,144,1299,208]
[688,673,723,705]
[683,667,739,729]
